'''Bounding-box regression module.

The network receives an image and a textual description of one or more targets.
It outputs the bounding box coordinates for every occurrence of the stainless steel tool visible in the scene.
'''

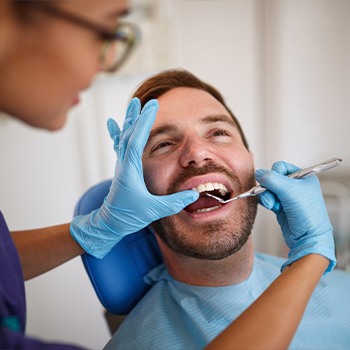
[206,157,342,204]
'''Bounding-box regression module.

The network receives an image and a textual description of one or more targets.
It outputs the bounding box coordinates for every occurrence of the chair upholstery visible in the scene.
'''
[74,179,163,315]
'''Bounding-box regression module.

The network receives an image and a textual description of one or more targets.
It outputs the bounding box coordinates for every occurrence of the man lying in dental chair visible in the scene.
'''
[104,69,350,350]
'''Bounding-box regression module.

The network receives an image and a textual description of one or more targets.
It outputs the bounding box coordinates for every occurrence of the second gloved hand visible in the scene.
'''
[70,98,199,258]
[255,161,336,274]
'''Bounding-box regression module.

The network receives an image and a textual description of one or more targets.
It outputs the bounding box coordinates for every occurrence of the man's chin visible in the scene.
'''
[154,220,251,260]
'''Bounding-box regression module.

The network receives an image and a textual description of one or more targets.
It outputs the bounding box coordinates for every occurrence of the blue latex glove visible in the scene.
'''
[70,98,199,258]
[255,161,336,274]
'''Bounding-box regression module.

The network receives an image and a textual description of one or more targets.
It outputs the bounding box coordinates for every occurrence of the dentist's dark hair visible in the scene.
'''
[132,69,249,150]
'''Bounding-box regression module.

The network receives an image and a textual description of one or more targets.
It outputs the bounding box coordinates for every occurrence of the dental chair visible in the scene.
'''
[74,179,163,333]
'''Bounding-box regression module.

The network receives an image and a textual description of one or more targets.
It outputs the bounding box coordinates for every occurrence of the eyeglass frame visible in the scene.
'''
[29,2,141,72]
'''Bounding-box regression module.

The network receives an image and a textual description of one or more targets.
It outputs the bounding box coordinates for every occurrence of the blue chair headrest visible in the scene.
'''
[74,179,163,315]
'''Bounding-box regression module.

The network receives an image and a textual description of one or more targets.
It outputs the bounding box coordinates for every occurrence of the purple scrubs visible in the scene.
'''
[0,211,86,349]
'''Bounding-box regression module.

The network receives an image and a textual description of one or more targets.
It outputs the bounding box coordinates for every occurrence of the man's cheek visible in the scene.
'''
[143,170,163,195]
[143,161,176,195]
[142,165,153,192]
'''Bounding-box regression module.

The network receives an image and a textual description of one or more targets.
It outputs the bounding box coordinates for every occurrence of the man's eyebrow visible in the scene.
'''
[201,114,238,127]
[148,125,179,143]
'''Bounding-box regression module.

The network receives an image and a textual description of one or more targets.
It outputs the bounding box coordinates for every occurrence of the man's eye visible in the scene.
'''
[211,129,231,137]
[151,140,173,153]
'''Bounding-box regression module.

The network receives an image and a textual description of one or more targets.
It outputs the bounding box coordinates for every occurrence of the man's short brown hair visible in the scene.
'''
[132,69,249,149]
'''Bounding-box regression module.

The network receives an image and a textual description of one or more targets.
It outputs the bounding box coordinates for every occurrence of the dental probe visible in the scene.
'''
[206,157,342,204]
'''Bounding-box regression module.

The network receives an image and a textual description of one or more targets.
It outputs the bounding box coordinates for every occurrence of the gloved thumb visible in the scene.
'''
[154,190,199,217]
[255,169,282,212]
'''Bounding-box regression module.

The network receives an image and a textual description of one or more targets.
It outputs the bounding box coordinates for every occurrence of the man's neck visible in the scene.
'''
[159,237,255,286]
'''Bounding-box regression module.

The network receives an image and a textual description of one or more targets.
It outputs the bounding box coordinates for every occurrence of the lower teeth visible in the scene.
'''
[194,205,221,213]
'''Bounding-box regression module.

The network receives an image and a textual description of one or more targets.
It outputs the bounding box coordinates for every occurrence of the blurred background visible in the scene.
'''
[0,0,349,348]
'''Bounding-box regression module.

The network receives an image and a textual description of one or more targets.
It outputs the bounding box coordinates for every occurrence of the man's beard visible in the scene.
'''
[151,162,258,260]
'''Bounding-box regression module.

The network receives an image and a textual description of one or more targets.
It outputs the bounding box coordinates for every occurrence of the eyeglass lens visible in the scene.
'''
[101,23,140,72]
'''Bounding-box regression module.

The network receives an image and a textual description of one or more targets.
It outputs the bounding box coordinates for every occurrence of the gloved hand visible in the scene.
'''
[255,161,336,274]
[70,98,199,258]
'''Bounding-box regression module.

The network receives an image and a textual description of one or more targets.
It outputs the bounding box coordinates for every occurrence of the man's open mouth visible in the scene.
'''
[185,182,231,213]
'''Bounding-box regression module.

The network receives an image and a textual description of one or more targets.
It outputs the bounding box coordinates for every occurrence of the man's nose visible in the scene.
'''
[179,136,213,168]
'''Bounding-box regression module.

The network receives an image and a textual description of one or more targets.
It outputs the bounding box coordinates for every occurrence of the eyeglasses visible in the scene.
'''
[31,3,141,72]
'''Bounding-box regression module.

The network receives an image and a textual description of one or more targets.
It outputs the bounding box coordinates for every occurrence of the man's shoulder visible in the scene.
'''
[108,277,192,350]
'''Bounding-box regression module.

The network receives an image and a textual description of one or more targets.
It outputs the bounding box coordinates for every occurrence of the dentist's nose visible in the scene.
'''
[179,136,213,168]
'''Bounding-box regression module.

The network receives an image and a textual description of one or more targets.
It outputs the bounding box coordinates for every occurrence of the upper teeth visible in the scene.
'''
[192,182,228,196]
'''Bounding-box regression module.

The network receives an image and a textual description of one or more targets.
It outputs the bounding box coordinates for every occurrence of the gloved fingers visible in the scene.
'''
[116,100,158,183]
[107,118,121,153]
[126,99,159,159]
[118,115,141,162]
[123,97,141,131]
[114,99,142,161]
[272,160,322,192]
[255,167,299,199]
[271,160,301,175]
[107,99,142,159]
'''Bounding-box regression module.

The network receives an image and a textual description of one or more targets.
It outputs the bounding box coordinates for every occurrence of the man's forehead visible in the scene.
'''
[155,88,234,124]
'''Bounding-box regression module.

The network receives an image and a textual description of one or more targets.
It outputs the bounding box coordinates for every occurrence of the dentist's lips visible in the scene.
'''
[71,96,80,106]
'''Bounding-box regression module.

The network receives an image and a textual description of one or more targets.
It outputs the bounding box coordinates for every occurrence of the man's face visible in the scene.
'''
[142,87,258,260]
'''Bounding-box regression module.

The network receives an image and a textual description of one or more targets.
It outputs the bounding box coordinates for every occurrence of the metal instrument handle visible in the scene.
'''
[288,157,342,179]
[236,158,342,200]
